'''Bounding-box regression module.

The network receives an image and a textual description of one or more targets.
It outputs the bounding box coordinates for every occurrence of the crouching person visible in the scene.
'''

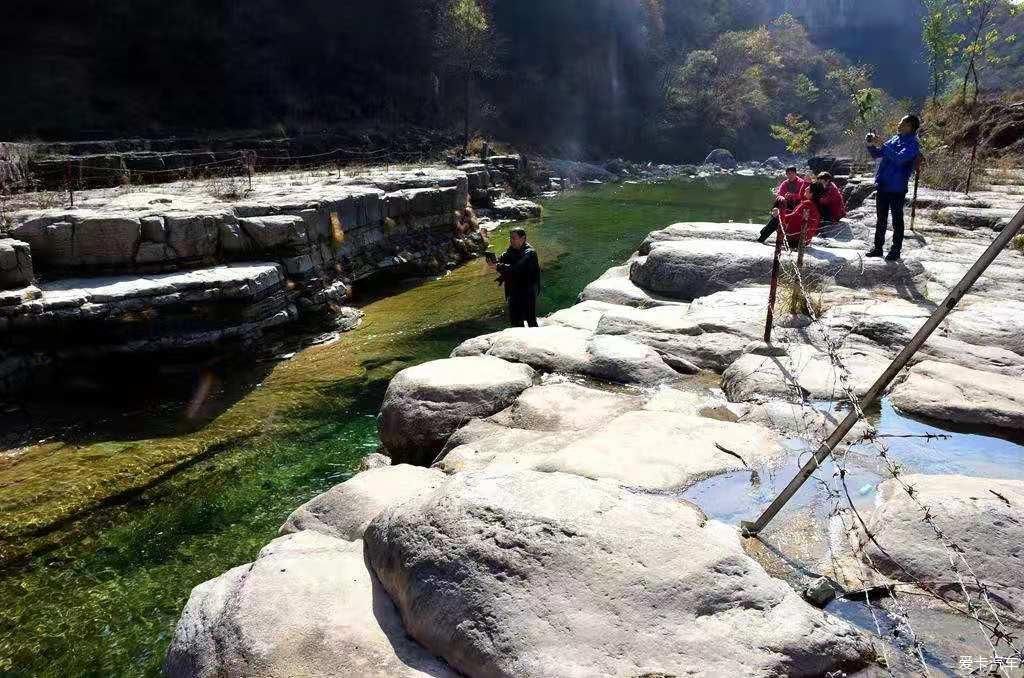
[759,182,826,248]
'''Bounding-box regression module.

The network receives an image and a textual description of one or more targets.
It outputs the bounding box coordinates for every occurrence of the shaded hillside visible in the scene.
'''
[1,0,929,160]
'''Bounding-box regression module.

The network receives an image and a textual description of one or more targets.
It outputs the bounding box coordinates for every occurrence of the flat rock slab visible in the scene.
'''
[855,474,1024,612]
[165,531,457,678]
[365,469,873,678]
[723,343,891,402]
[32,263,286,306]
[280,465,447,540]
[378,356,536,466]
[578,264,686,308]
[941,300,1024,356]
[891,360,1024,430]
[488,381,643,432]
[934,206,1017,230]
[452,326,681,385]
[630,238,923,300]
[440,408,785,491]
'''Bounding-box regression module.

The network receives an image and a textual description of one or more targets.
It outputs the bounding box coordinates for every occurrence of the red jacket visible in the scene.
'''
[780,199,821,244]
[776,177,806,208]
[820,182,846,221]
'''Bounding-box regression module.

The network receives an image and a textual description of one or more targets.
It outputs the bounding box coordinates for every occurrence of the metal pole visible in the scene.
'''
[741,202,1024,537]
[763,219,785,343]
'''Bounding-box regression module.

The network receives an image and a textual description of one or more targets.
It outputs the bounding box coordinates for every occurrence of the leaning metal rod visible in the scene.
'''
[741,202,1024,537]
[763,219,785,343]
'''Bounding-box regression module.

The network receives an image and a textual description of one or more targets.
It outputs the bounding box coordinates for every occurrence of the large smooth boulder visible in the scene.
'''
[891,360,1024,430]
[0,238,33,290]
[856,475,1024,611]
[630,239,923,300]
[704,148,738,169]
[640,222,764,251]
[578,264,684,308]
[378,356,536,465]
[453,326,681,385]
[280,465,447,540]
[452,326,593,373]
[164,531,457,678]
[365,469,873,678]
[723,342,891,402]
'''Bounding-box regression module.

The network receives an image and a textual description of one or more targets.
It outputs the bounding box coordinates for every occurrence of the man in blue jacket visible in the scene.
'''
[866,115,921,261]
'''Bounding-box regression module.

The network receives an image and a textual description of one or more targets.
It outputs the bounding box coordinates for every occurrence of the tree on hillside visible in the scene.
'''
[435,0,496,156]
[919,0,963,102]
[770,114,816,155]
[954,0,1020,106]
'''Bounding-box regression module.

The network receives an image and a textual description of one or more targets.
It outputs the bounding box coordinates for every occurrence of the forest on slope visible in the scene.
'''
[0,0,1017,161]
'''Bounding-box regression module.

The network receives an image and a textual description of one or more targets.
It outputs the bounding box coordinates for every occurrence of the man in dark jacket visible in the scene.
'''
[866,114,921,261]
[493,227,541,327]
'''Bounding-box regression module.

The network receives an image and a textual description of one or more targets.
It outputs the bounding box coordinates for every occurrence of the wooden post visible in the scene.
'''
[763,219,784,343]
[741,202,1024,537]
[909,156,923,233]
[791,212,808,315]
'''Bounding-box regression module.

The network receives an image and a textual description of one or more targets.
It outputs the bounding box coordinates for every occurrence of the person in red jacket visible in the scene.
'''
[816,172,847,223]
[774,166,806,210]
[757,181,826,247]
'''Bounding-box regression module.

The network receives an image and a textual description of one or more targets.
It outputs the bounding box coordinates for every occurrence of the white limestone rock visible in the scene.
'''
[890,360,1024,430]
[365,469,874,678]
[164,531,456,678]
[0,238,33,290]
[578,264,685,308]
[722,342,891,402]
[855,474,1024,612]
[377,356,537,465]
[280,465,447,540]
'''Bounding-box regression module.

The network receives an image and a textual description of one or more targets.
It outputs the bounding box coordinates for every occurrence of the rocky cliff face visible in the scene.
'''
[0,164,520,394]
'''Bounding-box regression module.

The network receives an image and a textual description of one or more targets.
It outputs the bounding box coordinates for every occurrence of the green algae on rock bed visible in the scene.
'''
[0,176,776,677]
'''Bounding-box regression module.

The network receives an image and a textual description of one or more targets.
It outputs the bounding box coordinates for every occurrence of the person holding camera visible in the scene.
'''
[865,115,921,261]
[488,227,541,327]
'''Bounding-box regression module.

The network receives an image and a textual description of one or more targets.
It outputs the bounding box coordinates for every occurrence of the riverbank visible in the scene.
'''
[167,173,1024,675]
[0,175,780,675]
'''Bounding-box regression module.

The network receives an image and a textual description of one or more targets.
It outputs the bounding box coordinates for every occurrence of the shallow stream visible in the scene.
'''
[1,175,1020,676]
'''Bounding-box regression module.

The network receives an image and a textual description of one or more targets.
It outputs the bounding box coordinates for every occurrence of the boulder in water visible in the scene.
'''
[704,148,737,169]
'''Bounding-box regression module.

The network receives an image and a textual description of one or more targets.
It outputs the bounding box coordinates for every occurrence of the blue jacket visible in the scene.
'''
[869,133,920,194]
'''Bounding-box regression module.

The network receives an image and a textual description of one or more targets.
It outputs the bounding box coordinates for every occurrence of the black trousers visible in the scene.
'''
[759,216,780,242]
[875,191,906,254]
[507,292,538,328]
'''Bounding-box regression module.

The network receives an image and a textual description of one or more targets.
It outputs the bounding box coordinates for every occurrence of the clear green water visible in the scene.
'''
[0,176,776,677]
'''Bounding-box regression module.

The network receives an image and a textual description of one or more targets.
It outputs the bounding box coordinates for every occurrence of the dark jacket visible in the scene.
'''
[869,133,920,194]
[497,244,540,298]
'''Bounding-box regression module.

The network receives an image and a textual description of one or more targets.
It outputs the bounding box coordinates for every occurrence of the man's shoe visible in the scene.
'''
[865,249,883,258]
[885,251,901,261]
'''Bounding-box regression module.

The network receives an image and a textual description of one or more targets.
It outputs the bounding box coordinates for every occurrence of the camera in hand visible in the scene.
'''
[865,132,877,143]
[484,251,497,264]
